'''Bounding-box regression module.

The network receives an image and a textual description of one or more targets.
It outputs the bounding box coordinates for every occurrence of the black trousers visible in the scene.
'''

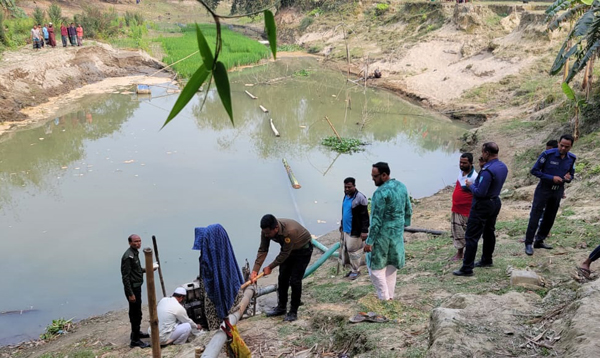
[277,244,313,313]
[525,183,563,245]
[460,198,502,273]
[127,287,142,341]
[589,245,600,263]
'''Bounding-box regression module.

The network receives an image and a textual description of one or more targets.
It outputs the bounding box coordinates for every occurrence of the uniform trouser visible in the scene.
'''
[277,244,313,313]
[460,197,502,273]
[525,184,563,245]
[342,232,364,273]
[168,323,192,345]
[62,35,67,47]
[588,245,600,263]
[127,286,143,341]
[370,265,397,300]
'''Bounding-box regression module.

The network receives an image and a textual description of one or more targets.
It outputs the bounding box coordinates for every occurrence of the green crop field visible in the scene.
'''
[159,24,270,78]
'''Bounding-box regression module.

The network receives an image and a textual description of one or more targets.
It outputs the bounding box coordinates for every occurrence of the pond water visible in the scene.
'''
[0,57,467,344]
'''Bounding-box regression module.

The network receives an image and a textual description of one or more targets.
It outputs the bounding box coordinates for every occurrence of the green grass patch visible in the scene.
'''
[158,24,270,78]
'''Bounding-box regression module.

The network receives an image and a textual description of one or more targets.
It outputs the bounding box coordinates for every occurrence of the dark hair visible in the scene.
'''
[372,162,390,176]
[482,142,499,155]
[344,177,356,185]
[173,293,185,298]
[546,140,558,148]
[559,134,575,145]
[460,153,474,164]
[260,214,278,230]
[128,234,136,243]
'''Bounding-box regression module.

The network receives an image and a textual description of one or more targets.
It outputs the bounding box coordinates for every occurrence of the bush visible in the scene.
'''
[124,11,144,27]
[73,5,118,39]
[299,16,313,31]
[33,6,45,25]
[48,3,63,28]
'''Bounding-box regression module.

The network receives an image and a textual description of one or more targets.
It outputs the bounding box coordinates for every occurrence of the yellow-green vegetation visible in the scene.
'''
[158,24,270,78]
[39,318,73,341]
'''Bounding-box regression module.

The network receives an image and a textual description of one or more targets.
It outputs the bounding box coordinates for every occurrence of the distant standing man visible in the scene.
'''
[251,215,313,322]
[450,153,478,261]
[121,234,150,348]
[339,177,370,280]
[68,23,77,46]
[364,162,412,300]
[42,24,49,46]
[453,142,508,276]
[524,134,576,256]
[60,23,68,47]
[76,24,83,46]
[31,25,41,50]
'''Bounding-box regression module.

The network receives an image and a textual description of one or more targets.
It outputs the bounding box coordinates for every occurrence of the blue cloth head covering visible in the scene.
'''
[193,224,244,320]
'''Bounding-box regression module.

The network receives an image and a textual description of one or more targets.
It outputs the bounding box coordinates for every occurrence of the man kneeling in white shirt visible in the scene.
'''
[151,287,203,345]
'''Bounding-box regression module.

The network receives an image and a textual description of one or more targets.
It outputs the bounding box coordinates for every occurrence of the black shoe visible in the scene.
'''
[534,242,553,250]
[452,269,473,277]
[138,331,150,339]
[474,260,493,268]
[525,244,534,256]
[130,340,150,348]
[283,312,298,322]
[266,307,287,317]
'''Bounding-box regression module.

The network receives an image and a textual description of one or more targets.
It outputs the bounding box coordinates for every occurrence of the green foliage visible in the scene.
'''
[0,12,7,47]
[40,318,73,341]
[308,8,323,17]
[33,6,45,25]
[124,11,144,27]
[299,16,314,31]
[0,16,33,50]
[48,4,63,28]
[293,69,310,77]
[214,61,233,123]
[73,6,119,39]
[375,3,390,16]
[277,43,303,52]
[159,24,269,78]
[321,136,366,153]
[264,10,277,60]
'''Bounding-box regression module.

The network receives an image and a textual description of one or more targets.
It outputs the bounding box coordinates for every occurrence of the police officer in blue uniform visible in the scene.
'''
[524,134,576,256]
[453,142,508,276]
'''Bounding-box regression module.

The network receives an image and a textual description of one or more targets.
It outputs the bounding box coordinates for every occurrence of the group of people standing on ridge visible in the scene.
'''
[120,135,595,349]
[31,23,83,50]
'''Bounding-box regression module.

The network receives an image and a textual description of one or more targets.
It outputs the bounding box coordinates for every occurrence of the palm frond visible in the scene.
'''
[548,4,588,31]
[551,39,582,74]
[546,0,579,17]
[573,7,596,36]
[566,40,600,82]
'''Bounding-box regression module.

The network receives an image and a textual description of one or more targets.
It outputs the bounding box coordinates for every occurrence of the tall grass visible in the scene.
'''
[158,24,270,78]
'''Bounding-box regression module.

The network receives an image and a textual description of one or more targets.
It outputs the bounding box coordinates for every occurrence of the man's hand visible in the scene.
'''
[360,233,368,241]
[128,295,136,303]
[465,179,472,188]
[564,172,572,181]
[553,176,564,184]
[250,271,258,283]
[196,324,202,330]
[263,266,272,276]
[364,244,372,253]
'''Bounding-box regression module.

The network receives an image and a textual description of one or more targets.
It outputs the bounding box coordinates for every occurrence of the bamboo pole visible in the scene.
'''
[282,158,301,189]
[152,235,167,298]
[244,90,257,99]
[324,116,342,142]
[259,105,269,113]
[269,118,280,137]
[143,248,161,357]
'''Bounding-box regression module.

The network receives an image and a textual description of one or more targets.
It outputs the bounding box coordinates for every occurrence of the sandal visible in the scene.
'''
[348,272,360,280]
[349,312,368,323]
[577,266,592,279]
[363,312,389,323]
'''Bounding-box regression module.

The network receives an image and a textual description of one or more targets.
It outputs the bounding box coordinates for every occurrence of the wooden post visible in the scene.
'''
[259,105,269,113]
[244,90,257,99]
[152,236,167,298]
[143,248,161,358]
[324,116,342,142]
[269,118,280,137]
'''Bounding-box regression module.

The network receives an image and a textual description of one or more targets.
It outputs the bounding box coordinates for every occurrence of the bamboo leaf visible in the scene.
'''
[548,4,587,31]
[581,0,593,5]
[213,61,233,124]
[195,24,214,70]
[562,82,577,100]
[163,65,210,128]
[264,10,277,60]
[573,8,595,36]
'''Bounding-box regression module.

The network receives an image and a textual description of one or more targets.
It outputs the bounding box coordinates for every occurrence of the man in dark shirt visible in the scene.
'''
[524,134,576,255]
[454,142,508,276]
[251,215,313,322]
[121,234,150,348]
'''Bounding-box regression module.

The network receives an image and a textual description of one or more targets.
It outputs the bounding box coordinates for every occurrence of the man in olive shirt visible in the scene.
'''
[251,214,313,322]
[121,234,150,348]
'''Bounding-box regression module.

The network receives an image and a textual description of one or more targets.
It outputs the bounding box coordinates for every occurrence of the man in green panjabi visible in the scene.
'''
[364,162,412,301]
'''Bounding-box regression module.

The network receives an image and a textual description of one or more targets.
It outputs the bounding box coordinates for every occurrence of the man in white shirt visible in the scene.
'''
[152,287,203,345]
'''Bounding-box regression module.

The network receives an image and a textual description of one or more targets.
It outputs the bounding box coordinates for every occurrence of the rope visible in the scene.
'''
[147,50,199,77]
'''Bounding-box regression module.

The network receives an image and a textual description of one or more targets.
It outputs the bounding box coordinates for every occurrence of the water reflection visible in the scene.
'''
[191,58,463,160]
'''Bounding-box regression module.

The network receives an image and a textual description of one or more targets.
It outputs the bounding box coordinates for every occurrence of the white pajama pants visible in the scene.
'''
[369,265,397,300]
[169,322,191,345]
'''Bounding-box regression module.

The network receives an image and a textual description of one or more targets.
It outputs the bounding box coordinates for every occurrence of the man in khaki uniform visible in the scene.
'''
[251,214,313,322]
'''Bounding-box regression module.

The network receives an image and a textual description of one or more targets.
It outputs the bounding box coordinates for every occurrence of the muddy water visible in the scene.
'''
[0,57,467,344]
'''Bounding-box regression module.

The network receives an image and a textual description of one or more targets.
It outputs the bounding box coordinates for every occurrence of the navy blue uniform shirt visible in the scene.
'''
[530,148,576,185]
[471,158,508,199]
